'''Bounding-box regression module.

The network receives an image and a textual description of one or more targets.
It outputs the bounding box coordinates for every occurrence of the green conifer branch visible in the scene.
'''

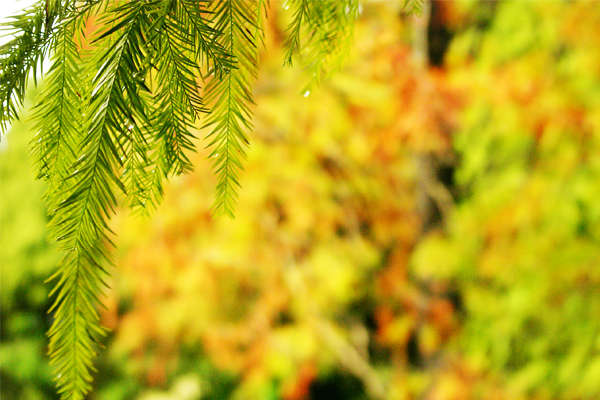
[202,0,263,218]
[283,0,359,90]
[31,17,82,198]
[178,0,234,76]
[283,0,309,67]
[151,1,207,178]
[0,0,63,132]
[43,2,160,398]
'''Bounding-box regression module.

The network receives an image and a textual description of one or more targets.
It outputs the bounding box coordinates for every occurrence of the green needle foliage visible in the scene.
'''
[283,0,359,89]
[202,0,264,217]
[0,0,422,399]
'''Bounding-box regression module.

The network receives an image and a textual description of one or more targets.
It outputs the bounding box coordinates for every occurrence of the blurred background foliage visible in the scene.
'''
[2,1,600,399]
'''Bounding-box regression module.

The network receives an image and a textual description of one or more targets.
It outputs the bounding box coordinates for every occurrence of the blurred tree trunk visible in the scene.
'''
[412,0,454,235]
[410,3,458,398]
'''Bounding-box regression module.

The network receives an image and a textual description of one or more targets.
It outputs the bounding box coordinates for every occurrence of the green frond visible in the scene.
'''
[0,0,62,133]
[149,1,207,179]
[31,19,97,400]
[253,0,270,48]
[178,0,235,77]
[282,0,359,90]
[31,18,82,201]
[45,102,116,399]
[117,0,218,214]
[120,109,159,214]
[106,2,162,214]
[43,2,163,398]
[282,0,308,68]
[93,0,168,215]
[202,0,264,218]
